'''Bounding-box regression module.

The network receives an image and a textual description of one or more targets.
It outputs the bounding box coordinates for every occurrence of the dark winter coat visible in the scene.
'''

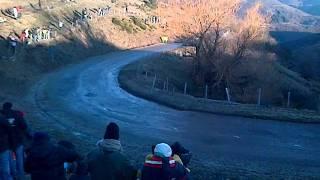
[0,114,10,153]
[86,139,136,180]
[141,155,187,180]
[69,161,91,180]
[0,109,28,150]
[69,174,91,180]
[25,141,80,180]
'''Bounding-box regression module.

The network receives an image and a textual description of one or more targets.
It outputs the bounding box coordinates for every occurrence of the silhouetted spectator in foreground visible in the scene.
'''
[86,122,136,180]
[0,113,12,180]
[144,145,156,161]
[57,140,76,176]
[171,142,192,168]
[141,143,188,180]
[25,132,80,180]
[69,161,90,180]
[1,102,28,180]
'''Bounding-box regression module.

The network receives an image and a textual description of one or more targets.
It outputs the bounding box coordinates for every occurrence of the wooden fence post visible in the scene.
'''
[152,75,157,90]
[257,88,262,106]
[287,91,291,108]
[136,64,140,79]
[225,88,231,102]
[205,85,208,99]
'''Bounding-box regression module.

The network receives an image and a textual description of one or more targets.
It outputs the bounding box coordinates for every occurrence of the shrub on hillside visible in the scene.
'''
[112,18,135,33]
[131,16,147,30]
[144,0,157,9]
[288,90,319,110]
[112,17,122,26]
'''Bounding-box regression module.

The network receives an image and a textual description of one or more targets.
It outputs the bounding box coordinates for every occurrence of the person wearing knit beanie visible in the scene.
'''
[86,122,136,180]
[104,122,119,140]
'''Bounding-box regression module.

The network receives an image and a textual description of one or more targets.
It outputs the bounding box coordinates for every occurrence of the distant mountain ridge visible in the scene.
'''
[244,0,320,32]
[280,0,320,15]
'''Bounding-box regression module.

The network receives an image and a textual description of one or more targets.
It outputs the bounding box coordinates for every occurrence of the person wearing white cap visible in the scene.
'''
[154,143,172,158]
[141,143,188,180]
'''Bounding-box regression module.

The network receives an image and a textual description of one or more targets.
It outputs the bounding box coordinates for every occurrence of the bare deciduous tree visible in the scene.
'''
[158,0,269,87]
[214,3,269,87]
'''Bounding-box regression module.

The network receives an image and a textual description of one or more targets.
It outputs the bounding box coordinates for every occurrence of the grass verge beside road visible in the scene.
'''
[118,54,320,123]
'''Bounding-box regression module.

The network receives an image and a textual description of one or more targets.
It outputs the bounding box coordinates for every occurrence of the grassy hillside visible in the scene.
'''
[0,0,161,47]
[270,31,320,99]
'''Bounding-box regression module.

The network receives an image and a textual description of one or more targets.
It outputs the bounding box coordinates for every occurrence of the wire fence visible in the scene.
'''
[139,70,294,108]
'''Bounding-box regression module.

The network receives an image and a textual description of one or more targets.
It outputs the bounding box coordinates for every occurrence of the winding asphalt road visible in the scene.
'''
[28,44,320,178]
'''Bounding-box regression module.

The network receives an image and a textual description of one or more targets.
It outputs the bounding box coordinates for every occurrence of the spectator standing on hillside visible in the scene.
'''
[0,113,12,180]
[12,7,18,19]
[25,132,81,180]
[82,8,88,21]
[30,28,37,43]
[17,6,22,19]
[20,31,27,44]
[98,8,102,16]
[125,4,128,14]
[86,122,136,180]
[36,28,41,41]
[58,20,64,29]
[24,29,31,45]
[0,102,29,180]
[41,28,50,40]
[24,29,30,39]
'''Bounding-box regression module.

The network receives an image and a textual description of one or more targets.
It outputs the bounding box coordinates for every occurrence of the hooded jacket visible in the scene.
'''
[25,139,80,180]
[86,139,136,180]
[0,114,10,153]
[0,109,28,150]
